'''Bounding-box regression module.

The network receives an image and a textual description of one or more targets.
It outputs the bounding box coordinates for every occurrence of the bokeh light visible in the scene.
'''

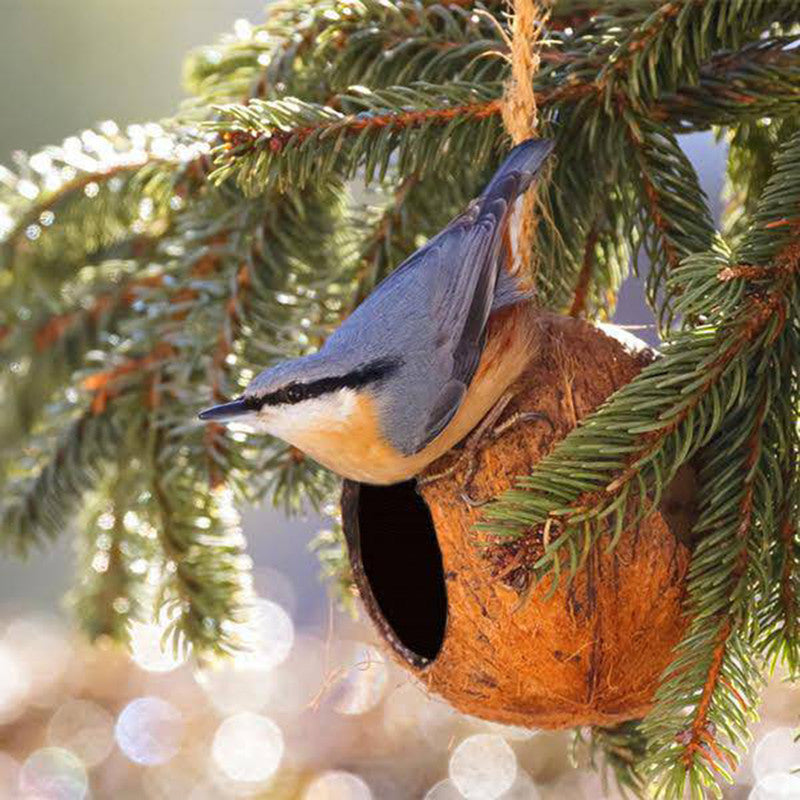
[424,778,463,799]
[479,720,539,742]
[0,640,30,724]
[386,677,467,748]
[749,771,800,800]
[211,712,284,784]
[427,770,540,799]
[129,618,187,673]
[47,698,115,768]
[330,642,388,716]
[540,767,605,800]
[304,770,373,800]
[0,752,20,797]
[502,769,540,799]
[194,598,294,714]
[0,594,795,799]
[115,696,184,766]
[19,747,88,800]
[382,678,463,749]
[753,727,800,781]
[141,759,199,800]
[194,657,277,716]
[251,633,328,719]
[4,616,70,706]
[253,566,298,618]
[236,598,294,671]
[449,734,518,800]
[204,597,295,677]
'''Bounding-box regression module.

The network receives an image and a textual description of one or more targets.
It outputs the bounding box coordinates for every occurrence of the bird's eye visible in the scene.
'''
[285,386,302,403]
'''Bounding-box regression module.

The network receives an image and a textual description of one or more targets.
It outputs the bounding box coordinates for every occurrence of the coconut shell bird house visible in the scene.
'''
[341,314,697,729]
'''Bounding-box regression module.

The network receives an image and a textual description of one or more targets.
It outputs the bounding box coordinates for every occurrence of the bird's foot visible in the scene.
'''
[417,392,515,500]
[418,393,554,507]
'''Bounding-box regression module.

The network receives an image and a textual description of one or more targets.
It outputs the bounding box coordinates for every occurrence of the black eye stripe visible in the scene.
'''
[249,357,401,410]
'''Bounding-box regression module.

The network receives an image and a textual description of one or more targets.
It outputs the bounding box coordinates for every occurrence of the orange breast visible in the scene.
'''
[412,302,541,467]
[295,303,541,484]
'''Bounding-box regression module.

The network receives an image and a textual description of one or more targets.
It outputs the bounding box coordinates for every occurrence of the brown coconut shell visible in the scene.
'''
[341,314,696,729]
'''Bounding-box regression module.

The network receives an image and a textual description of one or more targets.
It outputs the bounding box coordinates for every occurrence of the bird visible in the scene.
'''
[199,138,554,486]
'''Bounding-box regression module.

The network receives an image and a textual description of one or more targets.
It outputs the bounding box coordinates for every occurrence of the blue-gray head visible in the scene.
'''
[198,350,400,440]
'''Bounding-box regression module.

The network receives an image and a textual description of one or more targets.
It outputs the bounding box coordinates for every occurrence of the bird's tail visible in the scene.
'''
[478,138,554,212]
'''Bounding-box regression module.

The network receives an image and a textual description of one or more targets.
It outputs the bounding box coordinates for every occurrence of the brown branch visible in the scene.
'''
[596,1,684,91]
[222,79,607,158]
[780,512,799,641]
[777,428,799,646]
[624,118,684,273]
[220,79,608,165]
[568,222,599,317]
[604,272,792,496]
[580,236,799,510]
[222,98,504,155]
[33,274,164,351]
[680,386,767,771]
[82,341,177,415]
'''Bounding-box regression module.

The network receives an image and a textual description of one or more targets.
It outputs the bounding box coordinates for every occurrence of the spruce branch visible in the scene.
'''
[345,165,488,308]
[310,0,509,89]
[537,142,634,316]
[0,408,127,554]
[653,36,800,132]
[0,266,164,460]
[596,0,800,108]
[348,174,421,308]
[183,0,514,115]
[183,0,359,109]
[575,721,648,798]
[149,418,252,659]
[756,335,800,671]
[309,519,356,613]
[68,466,155,644]
[567,221,600,318]
[642,380,774,796]
[1,4,799,787]
[723,115,800,240]
[768,485,800,671]
[0,124,201,313]
[208,82,504,193]
[482,130,800,586]
[624,118,715,328]
[638,133,800,796]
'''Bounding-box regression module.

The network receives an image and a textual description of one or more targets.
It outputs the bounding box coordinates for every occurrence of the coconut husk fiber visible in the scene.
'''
[341,314,696,729]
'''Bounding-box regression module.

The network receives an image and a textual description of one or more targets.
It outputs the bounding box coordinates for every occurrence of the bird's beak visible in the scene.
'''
[198,398,254,423]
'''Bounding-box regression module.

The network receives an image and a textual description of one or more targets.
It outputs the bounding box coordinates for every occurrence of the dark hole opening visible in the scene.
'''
[356,481,447,665]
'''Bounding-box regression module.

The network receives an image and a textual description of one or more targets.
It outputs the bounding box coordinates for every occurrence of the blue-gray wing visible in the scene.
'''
[371,198,510,455]
[326,139,553,456]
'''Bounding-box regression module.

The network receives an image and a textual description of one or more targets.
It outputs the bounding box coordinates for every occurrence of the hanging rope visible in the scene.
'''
[501,0,549,287]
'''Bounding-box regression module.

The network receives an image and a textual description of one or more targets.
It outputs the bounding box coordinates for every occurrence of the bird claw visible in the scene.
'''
[419,395,554,509]
[460,490,489,508]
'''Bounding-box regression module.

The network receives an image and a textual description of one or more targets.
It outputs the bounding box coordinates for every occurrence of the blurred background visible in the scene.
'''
[0,3,796,799]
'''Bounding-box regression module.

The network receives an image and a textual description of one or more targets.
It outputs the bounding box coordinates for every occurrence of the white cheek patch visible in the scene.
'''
[258,389,359,442]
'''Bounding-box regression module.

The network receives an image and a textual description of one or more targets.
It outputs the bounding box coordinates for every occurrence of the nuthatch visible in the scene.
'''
[199,138,554,485]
